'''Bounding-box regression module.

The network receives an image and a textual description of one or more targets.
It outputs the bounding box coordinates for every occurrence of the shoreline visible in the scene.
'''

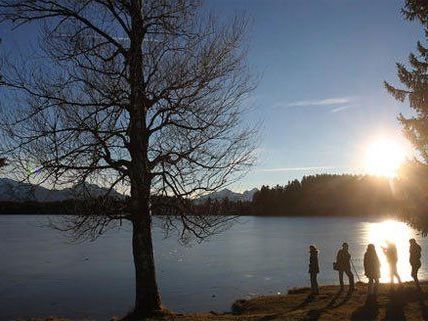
[17,281,428,321]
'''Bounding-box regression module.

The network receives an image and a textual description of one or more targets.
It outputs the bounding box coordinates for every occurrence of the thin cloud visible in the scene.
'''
[331,105,353,113]
[286,97,351,108]
[259,166,338,172]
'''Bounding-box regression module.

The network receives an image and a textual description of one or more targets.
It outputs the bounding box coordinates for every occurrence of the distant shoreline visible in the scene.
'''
[0,211,400,219]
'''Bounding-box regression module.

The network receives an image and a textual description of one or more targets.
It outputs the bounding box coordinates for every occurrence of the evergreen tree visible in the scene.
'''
[385,1,428,161]
[402,0,428,26]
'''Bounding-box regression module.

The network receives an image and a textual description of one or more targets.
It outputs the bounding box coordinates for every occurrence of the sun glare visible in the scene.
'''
[366,220,416,282]
[364,138,407,177]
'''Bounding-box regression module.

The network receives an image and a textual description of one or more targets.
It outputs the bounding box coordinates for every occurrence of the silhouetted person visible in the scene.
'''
[364,244,380,295]
[409,238,422,289]
[309,245,320,295]
[382,241,401,285]
[336,242,355,292]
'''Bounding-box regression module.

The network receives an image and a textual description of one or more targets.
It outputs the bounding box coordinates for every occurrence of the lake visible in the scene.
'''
[0,215,426,320]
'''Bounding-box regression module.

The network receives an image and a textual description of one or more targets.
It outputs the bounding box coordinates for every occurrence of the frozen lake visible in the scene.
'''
[0,215,426,320]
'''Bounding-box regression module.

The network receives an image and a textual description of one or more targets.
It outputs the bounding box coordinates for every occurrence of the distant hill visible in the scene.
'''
[197,188,258,203]
[0,178,257,204]
[0,178,124,202]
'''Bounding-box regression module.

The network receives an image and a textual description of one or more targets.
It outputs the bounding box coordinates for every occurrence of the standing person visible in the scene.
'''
[382,241,402,285]
[409,238,422,289]
[364,244,380,295]
[335,242,355,292]
[309,245,320,295]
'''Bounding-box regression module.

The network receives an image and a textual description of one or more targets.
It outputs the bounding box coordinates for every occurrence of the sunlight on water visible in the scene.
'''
[365,220,415,282]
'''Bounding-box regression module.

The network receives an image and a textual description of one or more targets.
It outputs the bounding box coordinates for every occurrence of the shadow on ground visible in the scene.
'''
[351,295,379,321]
[303,289,353,321]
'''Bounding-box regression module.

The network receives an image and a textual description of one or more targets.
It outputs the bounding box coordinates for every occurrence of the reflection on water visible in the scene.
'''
[364,220,416,283]
[0,216,427,320]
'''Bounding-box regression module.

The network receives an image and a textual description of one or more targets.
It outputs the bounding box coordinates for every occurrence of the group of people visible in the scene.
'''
[308,239,422,295]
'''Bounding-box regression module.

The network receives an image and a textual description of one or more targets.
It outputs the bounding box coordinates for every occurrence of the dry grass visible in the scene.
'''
[19,281,428,321]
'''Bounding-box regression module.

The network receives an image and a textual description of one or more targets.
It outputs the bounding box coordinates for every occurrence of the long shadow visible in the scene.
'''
[351,295,379,321]
[331,289,353,308]
[419,299,428,321]
[384,288,407,321]
[292,293,317,311]
[325,289,344,308]
[417,290,428,320]
[302,289,350,321]
[305,309,323,321]
[257,314,280,321]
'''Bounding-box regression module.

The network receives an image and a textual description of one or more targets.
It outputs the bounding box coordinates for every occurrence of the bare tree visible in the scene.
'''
[0,0,257,317]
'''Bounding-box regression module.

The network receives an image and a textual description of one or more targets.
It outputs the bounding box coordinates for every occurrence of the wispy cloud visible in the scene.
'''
[259,166,338,172]
[286,97,351,108]
[331,105,353,113]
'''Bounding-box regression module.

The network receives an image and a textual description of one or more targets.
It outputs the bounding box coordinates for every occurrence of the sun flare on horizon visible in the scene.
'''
[364,138,408,177]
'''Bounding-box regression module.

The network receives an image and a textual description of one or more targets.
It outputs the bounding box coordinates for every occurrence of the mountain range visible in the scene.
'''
[197,188,258,202]
[0,178,258,203]
[0,178,123,202]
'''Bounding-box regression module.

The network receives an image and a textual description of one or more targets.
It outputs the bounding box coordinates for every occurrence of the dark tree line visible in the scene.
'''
[0,173,409,217]
[251,174,402,216]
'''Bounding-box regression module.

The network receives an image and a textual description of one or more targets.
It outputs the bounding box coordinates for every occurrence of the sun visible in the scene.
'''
[364,138,407,177]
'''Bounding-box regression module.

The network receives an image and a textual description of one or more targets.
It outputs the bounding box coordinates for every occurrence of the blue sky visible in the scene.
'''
[0,1,424,191]
[205,0,424,191]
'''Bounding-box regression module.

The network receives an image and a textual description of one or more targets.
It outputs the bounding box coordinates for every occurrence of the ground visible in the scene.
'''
[20,281,428,321]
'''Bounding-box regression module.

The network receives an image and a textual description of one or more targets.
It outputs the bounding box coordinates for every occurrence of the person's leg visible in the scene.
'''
[314,274,319,294]
[416,265,420,288]
[368,278,373,295]
[389,264,394,284]
[339,271,344,290]
[310,273,314,292]
[310,273,316,293]
[394,264,401,284]
[374,278,379,295]
[346,269,355,290]
[412,264,421,288]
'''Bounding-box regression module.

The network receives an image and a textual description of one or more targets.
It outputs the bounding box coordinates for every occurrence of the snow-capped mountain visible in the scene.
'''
[198,187,258,202]
[0,178,257,203]
[0,178,123,202]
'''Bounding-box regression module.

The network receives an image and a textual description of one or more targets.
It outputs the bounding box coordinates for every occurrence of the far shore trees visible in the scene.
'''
[0,1,257,318]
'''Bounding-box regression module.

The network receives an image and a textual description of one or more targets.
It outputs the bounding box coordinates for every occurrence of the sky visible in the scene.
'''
[0,0,425,192]
[204,0,425,191]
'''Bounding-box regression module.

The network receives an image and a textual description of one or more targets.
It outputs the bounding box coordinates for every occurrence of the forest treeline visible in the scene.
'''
[2,161,428,224]
[0,173,412,217]
[197,174,403,217]
[196,161,428,223]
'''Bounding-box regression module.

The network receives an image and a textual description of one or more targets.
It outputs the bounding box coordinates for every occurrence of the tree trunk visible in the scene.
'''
[132,210,162,317]
[128,0,161,316]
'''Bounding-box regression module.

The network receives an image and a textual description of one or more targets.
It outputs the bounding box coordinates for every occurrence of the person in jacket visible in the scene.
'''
[336,242,355,291]
[364,244,380,295]
[309,245,320,295]
[382,241,401,285]
[409,238,422,289]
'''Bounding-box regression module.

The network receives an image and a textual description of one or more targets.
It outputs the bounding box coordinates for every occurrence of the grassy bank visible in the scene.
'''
[19,281,428,321]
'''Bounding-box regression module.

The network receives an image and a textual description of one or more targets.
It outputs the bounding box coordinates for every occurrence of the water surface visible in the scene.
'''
[0,215,426,320]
